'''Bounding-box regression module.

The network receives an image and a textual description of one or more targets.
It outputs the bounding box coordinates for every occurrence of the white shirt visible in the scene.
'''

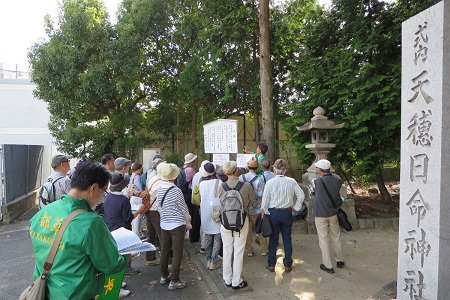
[261,175,304,214]
[199,179,221,235]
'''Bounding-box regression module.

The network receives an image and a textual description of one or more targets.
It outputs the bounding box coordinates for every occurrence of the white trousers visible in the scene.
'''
[220,219,249,286]
[315,215,344,269]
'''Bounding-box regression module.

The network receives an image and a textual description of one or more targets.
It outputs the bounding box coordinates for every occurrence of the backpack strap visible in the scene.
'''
[249,176,258,185]
[222,182,231,191]
[51,175,65,203]
[160,186,175,208]
[262,174,266,183]
[234,181,244,192]
[242,176,247,182]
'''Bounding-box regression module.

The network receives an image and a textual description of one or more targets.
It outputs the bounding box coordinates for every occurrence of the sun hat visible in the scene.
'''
[158,163,180,181]
[314,159,331,170]
[273,159,287,170]
[51,154,73,168]
[247,157,259,168]
[222,161,237,175]
[114,157,131,170]
[184,153,198,164]
[152,158,164,169]
[200,162,216,177]
[109,172,129,192]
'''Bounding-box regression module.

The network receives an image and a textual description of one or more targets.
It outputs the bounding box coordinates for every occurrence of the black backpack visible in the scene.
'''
[175,167,191,193]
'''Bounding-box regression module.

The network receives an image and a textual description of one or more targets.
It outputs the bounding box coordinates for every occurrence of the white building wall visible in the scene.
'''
[0,78,55,145]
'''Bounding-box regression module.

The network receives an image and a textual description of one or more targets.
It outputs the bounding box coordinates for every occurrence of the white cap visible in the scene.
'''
[314,159,331,170]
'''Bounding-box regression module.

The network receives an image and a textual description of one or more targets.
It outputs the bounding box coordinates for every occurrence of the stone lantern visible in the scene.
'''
[295,107,356,233]
[296,106,344,174]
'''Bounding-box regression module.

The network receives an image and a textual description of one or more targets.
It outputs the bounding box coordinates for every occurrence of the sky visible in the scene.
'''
[0,0,328,78]
[0,0,120,78]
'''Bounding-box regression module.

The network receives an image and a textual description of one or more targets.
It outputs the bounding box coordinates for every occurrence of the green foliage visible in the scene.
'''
[164,152,183,167]
[281,0,439,180]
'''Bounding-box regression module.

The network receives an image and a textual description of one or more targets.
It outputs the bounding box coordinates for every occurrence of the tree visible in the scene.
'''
[29,0,150,160]
[281,0,440,201]
[259,0,275,162]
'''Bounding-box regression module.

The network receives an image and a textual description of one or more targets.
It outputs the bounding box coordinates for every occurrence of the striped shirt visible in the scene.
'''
[51,171,71,202]
[261,175,304,214]
[158,182,190,230]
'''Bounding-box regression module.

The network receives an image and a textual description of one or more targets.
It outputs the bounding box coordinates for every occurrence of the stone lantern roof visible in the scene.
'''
[296,107,344,131]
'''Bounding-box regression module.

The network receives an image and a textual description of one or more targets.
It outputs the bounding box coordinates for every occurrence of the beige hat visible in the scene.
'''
[247,157,259,168]
[315,159,331,170]
[158,162,180,181]
[184,153,197,164]
[222,161,237,175]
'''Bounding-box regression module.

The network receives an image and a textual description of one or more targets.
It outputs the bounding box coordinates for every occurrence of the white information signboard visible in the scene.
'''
[236,154,255,169]
[212,154,230,166]
[203,119,238,154]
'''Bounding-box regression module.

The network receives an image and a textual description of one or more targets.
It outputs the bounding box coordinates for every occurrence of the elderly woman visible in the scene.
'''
[199,162,222,270]
[103,172,145,297]
[158,163,192,291]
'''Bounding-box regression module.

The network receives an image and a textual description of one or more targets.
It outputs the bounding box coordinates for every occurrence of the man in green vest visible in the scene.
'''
[29,163,126,300]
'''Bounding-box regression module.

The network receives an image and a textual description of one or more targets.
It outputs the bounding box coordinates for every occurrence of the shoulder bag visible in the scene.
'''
[19,209,86,300]
[318,178,352,231]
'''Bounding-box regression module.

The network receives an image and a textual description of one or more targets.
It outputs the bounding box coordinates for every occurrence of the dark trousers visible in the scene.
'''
[184,190,201,242]
[190,206,201,242]
[145,210,161,261]
[267,209,293,267]
[160,225,186,282]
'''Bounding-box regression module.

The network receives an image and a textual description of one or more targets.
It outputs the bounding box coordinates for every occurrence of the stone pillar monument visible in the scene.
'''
[399,1,450,299]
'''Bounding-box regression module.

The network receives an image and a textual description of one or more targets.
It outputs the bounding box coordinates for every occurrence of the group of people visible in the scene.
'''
[29,146,346,299]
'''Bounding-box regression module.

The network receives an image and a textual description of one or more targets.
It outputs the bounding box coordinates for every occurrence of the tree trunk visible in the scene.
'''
[259,0,275,162]
[375,171,392,202]
[192,106,199,155]
[337,165,356,194]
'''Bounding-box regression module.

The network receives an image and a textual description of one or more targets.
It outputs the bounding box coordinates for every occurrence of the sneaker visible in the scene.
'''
[119,288,130,298]
[209,261,222,270]
[125,267,140,275]
[320,264,335,274]
[247,252,254,257]
[146,259,160,266]
[199,248,206,254]
[337,261,345,268]
[261,252,267,256]
[232,280,248,290]
[160,275,171,284]
[168,280,187,290]
[121,281,127,288]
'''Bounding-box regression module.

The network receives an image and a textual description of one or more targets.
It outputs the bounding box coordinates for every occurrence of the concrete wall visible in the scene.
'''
[0,78,54,145]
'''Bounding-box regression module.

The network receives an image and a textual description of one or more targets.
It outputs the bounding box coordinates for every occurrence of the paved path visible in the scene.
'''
[1,207,399,299]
